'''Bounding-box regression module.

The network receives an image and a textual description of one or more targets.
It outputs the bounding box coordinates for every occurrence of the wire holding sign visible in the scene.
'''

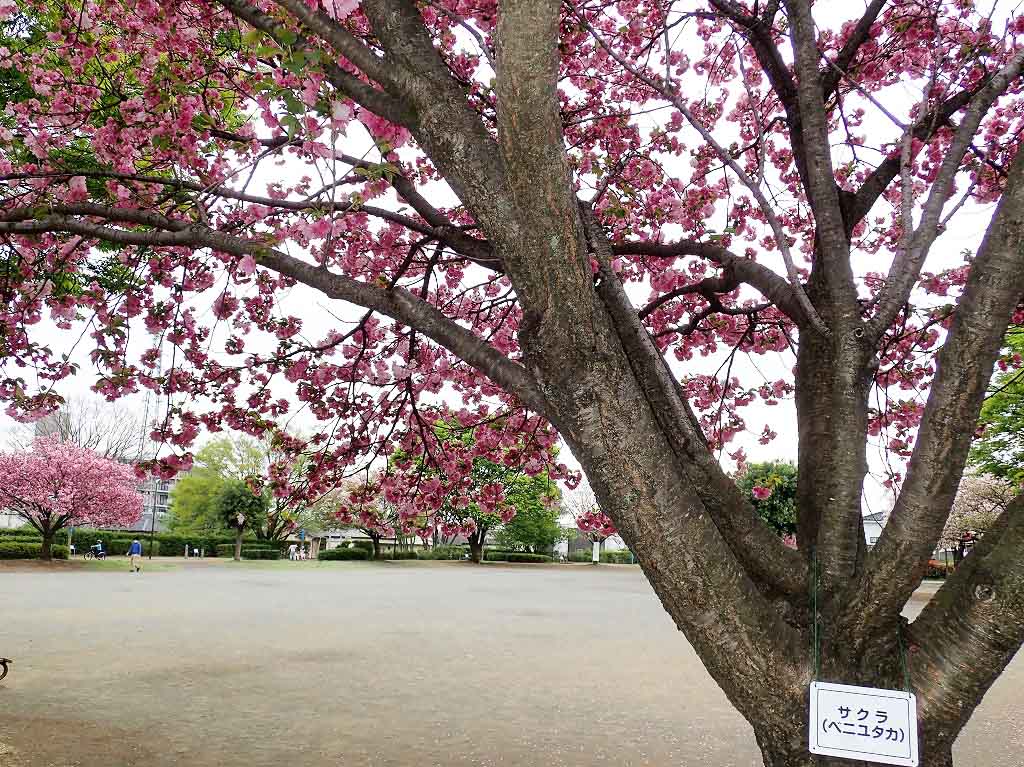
[809,681,919,767]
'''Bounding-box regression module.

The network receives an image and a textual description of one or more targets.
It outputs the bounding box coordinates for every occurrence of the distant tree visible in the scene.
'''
[166,437,262,536]
[166,469,229,537]
[380,417,560,563]
[0,437,142,559]
[495,474,563,553]
[8,396,142,461]
[167,434,326,541]
[940,476,1017,564]
[970,331,1024,484]
[565,485,617,559]
[216,480,269,561]
[735,462,798,538]
[191,435,264,480]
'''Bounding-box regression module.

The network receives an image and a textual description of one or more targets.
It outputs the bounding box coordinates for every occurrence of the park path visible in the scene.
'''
[0,563,1019,767]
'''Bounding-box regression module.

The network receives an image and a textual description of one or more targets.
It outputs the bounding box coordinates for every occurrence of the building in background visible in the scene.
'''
[127,476,176,533]
[863,510,887,548]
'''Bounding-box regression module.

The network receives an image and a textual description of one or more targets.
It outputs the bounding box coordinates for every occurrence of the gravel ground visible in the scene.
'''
[0,561,1019,767]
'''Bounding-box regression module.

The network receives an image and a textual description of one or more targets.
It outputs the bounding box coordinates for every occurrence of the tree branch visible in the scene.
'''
[784,0,858,317]
[583,209,808,600]
[844,147,1024,645]
[844,87,978,231]
[908,493,1024,745]
[868,48,1024,337]
[819,0,889,97]
[215,0,416,126]
[573,6,828,336]
[0,209,548,415]
[613,240,812,327]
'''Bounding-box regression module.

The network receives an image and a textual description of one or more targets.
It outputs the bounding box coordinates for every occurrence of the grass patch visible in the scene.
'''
[215,558,376,569]
[77,557,178,572]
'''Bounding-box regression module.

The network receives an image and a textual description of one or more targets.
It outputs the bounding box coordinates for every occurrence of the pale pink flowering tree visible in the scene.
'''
[0,437,142,559]
[575,507,618,562]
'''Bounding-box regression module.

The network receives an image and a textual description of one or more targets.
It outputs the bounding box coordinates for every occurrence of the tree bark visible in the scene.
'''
[233,528,243,561]
[468,537,483,564]
[40,529,54,561]
[370,533,381,561]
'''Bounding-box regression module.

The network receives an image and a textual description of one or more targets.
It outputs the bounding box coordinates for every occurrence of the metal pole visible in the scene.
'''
[148,492,156,560]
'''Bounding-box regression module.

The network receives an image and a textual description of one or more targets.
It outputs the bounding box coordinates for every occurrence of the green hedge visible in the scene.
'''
[418,545,468,560]
[384,550,418,560]
[601,550,636,564]
[318,547,371,561]
[484,551,552,563]
[214,543,282,559]
[569,550,597,562]
[242,548,280,560]
[567,549,636,563]
[69,529,240,557]
[0,542,69,559]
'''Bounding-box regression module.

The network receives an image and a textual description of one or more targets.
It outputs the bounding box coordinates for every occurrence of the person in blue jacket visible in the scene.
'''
[128,539,143,573]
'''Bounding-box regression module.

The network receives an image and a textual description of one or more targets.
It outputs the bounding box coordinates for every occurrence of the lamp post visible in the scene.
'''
[148,484,157,560]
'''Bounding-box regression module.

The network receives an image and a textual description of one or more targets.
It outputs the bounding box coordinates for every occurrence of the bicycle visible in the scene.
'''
[83,549,107,560]
[0,657,11,682]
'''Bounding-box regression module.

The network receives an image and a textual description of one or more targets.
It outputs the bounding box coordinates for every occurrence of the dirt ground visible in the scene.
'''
[0,561,1020,767]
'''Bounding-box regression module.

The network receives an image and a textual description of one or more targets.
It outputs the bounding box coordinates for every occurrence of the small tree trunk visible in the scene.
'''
[234,527,243,561]
[371,534,381,560]
[40,529,54,561]
[468,538,483,563]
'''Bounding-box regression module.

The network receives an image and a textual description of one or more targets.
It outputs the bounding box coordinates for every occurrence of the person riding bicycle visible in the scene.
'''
[90,540,104,557]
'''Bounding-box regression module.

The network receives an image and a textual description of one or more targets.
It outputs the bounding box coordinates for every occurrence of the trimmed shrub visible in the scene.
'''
[350,540,375,553]
[384,550,418,560]
[601,550,636,564]
[242,548,280,560]
[215,543,278,557]
[110,540,160,556]
[0,542,68,559]
[484,550,552,563]
[318,546,371,561]
[569,550,597,563]
[419,545,468,560]
[0,527,40,539]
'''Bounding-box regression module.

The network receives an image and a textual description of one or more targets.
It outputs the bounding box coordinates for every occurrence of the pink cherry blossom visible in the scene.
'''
[0,437,142,557]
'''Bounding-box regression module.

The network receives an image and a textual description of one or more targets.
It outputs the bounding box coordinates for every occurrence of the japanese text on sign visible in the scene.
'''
[809,681,919,766]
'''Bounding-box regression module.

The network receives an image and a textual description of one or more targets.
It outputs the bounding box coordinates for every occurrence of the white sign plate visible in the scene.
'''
[809,681,919,766]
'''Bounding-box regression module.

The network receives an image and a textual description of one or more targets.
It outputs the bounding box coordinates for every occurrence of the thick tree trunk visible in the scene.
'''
[40,530,54,561]
[371,534,381,560]
[468,538,483,563]
[233,528,243,561]
[754,710,954,767]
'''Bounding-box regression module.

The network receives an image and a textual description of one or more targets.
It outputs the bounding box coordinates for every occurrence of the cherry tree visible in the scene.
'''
[566,485,618,560]
[3,0,1024,763]
[939,475,1016,564]
[0,436,142,559]
[337,414,564,561]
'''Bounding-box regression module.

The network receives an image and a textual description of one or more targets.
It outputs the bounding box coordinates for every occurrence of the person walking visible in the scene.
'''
[128,538,143,573]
